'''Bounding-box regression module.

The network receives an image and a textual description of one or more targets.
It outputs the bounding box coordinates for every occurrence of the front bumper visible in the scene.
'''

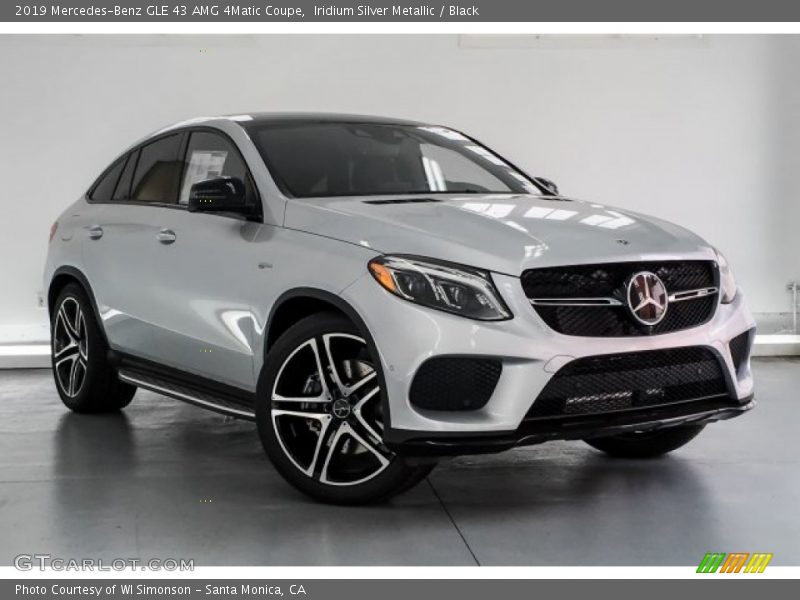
[341,272,756,451]
[389,396,753,456]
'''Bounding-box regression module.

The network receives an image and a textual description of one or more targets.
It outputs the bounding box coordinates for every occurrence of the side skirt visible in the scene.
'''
[111,351,256,421]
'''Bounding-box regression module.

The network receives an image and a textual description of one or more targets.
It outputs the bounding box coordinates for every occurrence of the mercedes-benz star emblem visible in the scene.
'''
[626,271,668,326]
[332,398,351,420]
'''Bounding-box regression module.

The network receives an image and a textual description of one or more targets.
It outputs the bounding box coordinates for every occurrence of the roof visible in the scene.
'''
[230,112,426,126]
[132,112,433,157]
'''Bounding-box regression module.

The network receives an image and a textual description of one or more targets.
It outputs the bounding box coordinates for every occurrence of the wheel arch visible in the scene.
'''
[48,266,109,346]
[261,287,392,425]
[264,288,374,356]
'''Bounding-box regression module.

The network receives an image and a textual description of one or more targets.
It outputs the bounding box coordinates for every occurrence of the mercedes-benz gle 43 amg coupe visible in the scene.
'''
[44,114,755,503]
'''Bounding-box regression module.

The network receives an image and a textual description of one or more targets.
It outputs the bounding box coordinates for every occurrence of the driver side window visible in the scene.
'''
[179,131,257,211]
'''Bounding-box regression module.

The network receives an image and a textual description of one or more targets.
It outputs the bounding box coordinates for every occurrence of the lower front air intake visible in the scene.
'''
[528,346,730,419]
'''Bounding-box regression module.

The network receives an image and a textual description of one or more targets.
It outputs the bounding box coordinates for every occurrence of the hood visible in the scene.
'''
[283,194,715,275]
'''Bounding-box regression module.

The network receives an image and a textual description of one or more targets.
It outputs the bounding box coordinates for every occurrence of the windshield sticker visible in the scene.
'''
[179,150,228,204]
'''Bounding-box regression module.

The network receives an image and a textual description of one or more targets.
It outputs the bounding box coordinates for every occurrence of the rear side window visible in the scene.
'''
[112,151,138,201]
[179,131,258,209]
[89,158,125,202]
[130,134,183,204]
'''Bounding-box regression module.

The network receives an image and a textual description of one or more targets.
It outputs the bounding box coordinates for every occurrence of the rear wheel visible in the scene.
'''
[256,312,434,504]
[584,424,705,458]
[51,283,136,413]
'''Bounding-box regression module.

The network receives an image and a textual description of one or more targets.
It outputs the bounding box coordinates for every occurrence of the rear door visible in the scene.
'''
[82,133,187,362]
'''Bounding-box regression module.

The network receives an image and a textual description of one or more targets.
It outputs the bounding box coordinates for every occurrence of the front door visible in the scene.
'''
[142,130,265,391]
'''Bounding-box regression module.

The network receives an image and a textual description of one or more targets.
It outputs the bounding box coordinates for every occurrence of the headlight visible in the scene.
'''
[368,256,512,321]
[715,249,737,304]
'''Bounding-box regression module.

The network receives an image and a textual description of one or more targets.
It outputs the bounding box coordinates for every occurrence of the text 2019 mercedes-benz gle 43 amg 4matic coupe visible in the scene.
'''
[44,114,755,503]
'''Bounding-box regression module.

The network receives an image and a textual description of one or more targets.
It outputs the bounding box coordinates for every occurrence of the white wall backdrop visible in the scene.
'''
[1,34,798,340]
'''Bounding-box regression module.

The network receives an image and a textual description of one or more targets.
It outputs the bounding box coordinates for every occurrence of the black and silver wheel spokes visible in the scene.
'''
[271,333,393,486]
[53,297,88,398]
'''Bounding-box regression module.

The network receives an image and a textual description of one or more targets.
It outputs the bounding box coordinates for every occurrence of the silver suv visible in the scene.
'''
[44,114,756,504]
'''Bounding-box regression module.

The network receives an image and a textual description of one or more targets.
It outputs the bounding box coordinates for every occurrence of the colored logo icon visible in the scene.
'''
[697,552,773,573]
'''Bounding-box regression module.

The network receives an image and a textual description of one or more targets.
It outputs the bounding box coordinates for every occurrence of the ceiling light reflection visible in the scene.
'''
[460,200,638,232]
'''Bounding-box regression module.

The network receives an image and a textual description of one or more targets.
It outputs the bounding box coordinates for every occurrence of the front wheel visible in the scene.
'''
[256,313,434,504]
[584,424,705,458]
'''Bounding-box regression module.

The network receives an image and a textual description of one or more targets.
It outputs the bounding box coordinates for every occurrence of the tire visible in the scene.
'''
[584,424,705,458]
[256,312,434,504]
[51,283,136,413]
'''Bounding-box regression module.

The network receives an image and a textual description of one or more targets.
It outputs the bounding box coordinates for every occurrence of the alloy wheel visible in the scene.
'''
[52,297,89,398]
[271,333,393,486]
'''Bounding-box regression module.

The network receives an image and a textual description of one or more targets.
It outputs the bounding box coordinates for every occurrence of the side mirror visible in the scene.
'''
[187,177,250,214]
[534,177,559,196]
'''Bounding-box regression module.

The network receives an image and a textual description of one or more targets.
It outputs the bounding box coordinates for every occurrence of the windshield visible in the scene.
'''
[245,122,543,198]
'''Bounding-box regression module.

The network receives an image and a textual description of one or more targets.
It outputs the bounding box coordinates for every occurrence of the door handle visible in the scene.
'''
[156,229,177,245]
[87,225,103,240]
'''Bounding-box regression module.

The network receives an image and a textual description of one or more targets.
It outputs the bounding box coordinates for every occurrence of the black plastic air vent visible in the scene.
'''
[410,357,502,411]
[729,328,755,376]
[363,198,443,205]
[527,346,730,419]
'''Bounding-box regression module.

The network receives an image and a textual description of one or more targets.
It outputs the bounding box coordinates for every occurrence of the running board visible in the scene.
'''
[116,361,256,421]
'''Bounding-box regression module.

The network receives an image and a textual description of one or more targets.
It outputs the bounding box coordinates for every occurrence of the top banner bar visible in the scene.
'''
[6,0,800,22]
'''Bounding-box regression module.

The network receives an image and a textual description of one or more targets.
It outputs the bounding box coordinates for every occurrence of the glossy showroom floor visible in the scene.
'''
[1,359,798,566]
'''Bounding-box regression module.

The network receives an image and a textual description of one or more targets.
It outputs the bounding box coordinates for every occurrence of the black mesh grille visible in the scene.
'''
[729,329,754,375]
[528,346,730,419]
[522,261,718,337]
[410,357,502,411]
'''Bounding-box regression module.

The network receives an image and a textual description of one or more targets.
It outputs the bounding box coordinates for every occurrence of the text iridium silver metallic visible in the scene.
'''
[44,113,755,438]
